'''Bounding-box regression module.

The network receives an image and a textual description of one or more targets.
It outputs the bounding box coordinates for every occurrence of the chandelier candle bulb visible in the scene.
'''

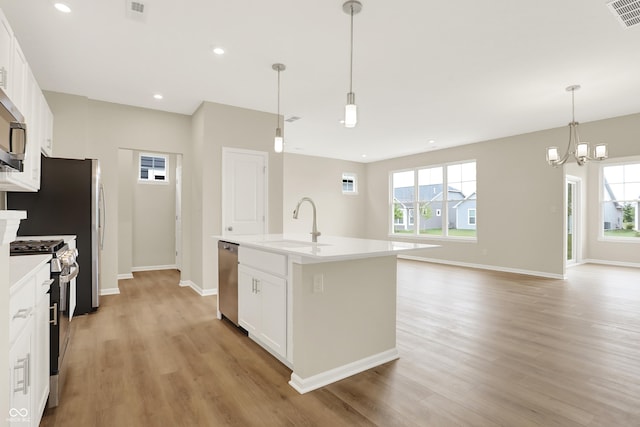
[576,142,589,159]
[547,147,559,163]
[595,144,608,160]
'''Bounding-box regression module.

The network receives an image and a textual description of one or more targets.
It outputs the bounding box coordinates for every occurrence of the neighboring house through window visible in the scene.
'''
[601,161,639,240]
[391,161,476,238]
[139,153,168,183]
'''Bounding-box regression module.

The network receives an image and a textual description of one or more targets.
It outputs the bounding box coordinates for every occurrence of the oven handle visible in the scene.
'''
[49,303,58,326]
[60,262,80,284]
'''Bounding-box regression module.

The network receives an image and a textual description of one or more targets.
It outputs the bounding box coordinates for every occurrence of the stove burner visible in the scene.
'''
[10,239,66,255]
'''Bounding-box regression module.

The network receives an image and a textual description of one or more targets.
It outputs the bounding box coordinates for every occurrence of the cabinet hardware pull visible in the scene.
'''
[0,67,6,90]
[255,279,260,293]
[12,308,31,320]
[50,303,58,326]
[13,356,29,394]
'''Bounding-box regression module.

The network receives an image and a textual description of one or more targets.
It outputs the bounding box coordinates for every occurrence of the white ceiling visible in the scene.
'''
[2,0,639,163]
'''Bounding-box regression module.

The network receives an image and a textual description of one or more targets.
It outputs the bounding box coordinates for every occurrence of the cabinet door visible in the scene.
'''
[33,277,51,420]
[256,271,287,358]
[41,98,53,156]
[10,40,26,113]
[238,266,260,334]
[9,325,32,427]
[0,9,13,93]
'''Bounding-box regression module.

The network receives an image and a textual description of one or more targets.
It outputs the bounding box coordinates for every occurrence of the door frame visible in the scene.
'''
[221,147,269,236]
[565,175,582,267]
[175,153,183,270]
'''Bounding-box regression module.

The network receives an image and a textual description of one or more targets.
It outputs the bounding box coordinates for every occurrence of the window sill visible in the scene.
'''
[597,236,640,244]
[138,179,170,185]
[388,234,477,243]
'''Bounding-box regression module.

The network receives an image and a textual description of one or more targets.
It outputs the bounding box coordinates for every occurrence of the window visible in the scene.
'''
[391,161,476,238]
[139,153,168,183]
[342,172,358,194]
[601,161,640,240]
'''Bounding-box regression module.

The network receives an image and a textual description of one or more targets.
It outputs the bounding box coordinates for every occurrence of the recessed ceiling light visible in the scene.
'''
[212,47,225,55]
[361,154,367,158]
[54,2,72,13]
[153,93,163,100]
[428,139,435,144]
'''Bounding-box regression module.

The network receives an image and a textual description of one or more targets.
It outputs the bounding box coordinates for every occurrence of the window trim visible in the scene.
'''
[389,160,477,241]
[598,157,640,243]
[139,152,169,184]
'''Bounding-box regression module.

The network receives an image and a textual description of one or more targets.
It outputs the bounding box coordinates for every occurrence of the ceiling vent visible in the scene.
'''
[126,0,147,22]
[607,0,640,28]
[285,116,301,123]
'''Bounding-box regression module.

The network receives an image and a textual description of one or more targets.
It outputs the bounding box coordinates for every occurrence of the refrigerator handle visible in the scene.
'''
[100,183,106,250]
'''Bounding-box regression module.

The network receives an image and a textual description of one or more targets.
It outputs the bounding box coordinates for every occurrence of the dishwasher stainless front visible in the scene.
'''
[218,240,239,326]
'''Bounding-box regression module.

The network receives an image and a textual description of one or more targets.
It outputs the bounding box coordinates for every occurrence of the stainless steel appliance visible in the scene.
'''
[0,86,27,172]
[218,240,239,326]
[8,157,104,314]
[10,239,79,408]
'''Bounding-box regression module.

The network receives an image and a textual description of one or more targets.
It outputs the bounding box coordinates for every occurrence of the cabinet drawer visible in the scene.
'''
[35,262,51,297]
[239,246,287,277]
[10,275,35,345]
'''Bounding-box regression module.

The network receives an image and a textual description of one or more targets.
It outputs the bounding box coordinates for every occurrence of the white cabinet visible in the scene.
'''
[238,248,288,360]
[0,6,48,192]
[0,9,13,93]
[9,260,51,427]
[9,323,32,427]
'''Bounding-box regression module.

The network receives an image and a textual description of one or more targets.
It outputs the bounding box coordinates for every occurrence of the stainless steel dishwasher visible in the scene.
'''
[218,240,239,326]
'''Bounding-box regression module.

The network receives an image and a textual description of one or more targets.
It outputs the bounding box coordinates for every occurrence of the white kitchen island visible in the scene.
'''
[215,234,437,394]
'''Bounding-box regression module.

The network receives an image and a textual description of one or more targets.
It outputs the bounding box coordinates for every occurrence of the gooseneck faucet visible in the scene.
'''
[293,197,321,243]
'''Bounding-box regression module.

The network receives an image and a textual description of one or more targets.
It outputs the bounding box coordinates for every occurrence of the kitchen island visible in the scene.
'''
[215,234,437,393]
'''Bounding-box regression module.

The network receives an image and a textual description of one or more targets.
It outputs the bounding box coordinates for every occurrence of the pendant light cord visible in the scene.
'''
[277,68,281,129]
[349,5,354,94]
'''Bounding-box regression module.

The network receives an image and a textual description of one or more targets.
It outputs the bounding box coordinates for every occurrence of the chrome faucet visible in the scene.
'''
[293,197,321,243]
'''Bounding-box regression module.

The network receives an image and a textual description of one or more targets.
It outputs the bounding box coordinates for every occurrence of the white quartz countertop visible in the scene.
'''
[214,234,438,262]
[15,235,77,243]
[10,254,51,291]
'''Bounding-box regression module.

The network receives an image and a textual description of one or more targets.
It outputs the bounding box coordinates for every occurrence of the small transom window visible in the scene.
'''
[139,153,168,183]
[342,172,358,194]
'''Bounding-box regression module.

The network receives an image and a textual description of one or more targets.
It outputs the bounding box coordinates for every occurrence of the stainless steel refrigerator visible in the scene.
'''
[8,156,104,315]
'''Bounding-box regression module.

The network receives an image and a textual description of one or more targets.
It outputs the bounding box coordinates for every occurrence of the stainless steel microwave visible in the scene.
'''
[0,86,27,172]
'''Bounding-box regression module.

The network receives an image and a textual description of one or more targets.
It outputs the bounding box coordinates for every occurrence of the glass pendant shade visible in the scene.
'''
[274,128,284,153]
[576,142,589,159]
[546,147,559,163]
[595,143,608,160]
[345,100,357,128]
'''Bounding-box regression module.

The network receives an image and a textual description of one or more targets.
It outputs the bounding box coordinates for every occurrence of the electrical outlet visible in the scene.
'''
[313,274,324,293]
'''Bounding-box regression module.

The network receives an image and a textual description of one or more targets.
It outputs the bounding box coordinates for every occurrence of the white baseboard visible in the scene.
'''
[117,273,134,280]
[583,258,640,269]
[131,264,177,272]
[288,348,399,394]
[100,287,120,296]
[179,280,217,296]
[399,255,565,279]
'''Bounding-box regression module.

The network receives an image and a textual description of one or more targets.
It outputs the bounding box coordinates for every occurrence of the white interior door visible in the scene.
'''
[222,148,267,236]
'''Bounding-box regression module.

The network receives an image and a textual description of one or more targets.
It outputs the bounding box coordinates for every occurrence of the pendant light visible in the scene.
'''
[343,1,362,128]
[272,63,286,153]
[546,85,608,167]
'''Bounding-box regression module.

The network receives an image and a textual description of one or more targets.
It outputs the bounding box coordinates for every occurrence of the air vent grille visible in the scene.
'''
[607,0,640,28]
[126,0,147,22]
[285,116,301,123]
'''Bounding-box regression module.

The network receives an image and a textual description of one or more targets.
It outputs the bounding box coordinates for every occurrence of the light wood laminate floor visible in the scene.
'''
[40,262,640,426]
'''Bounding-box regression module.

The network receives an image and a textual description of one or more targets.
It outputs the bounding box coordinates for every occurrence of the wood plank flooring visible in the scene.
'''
[40,262,640,426]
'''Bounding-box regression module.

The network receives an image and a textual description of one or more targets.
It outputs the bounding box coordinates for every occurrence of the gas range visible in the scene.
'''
[10,239,66,256]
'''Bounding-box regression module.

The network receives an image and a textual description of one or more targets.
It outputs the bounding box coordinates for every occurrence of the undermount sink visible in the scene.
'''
[261,239,331,248]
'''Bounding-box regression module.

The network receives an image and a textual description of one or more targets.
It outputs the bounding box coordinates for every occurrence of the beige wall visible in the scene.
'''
[190,101,284,292]
[44,91,192,293]
[366,128,567,277]
[132,151,176,268]
[283,153,367,238]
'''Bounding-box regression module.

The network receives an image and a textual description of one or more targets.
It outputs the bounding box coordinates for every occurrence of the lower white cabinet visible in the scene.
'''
[9,260,50,427]
[238,264,287,359]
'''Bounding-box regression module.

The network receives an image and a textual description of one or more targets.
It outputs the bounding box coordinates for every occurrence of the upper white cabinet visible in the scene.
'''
[0,7,52,192]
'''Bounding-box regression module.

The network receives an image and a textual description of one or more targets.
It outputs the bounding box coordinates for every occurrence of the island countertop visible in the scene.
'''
[214,234,437,262]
